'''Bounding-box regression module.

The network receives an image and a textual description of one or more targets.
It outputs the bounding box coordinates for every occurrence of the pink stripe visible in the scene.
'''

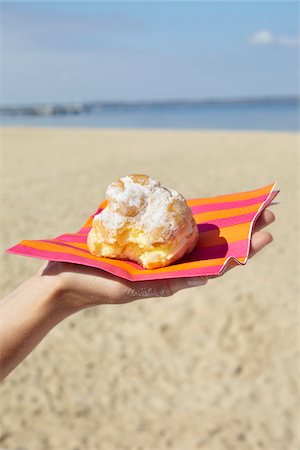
[134,265,225,279]
[18,237,248,268]
[6,187,278,282]
[47,235,248,264]
[184,239,248,262]
[6,244,137,280]
[78,226,91,233]
[6,244,228,280]
[78,192,278,235]
[80,213,255,236]
[191,193,268,214]
[91,194,278,220]
[198,212,256,229]
[38,239,90,253]
[6,244,227,280]
[54,235,247,260]
[51,239,246,261]
[6,243,246,281]
[196,193,276,230]
[56,234,87,243]
[267,190,279,204]
[93,207,104,216]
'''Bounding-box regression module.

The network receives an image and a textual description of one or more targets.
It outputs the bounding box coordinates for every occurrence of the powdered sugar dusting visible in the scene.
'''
[107,175,160,211]
[94,209,126,231]
[93,174,192,241]
[88,174,199,268]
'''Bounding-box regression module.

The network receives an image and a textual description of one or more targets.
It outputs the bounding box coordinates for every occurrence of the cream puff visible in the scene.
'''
[87,174,199,269]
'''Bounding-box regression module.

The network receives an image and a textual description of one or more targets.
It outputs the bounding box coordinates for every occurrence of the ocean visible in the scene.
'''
[1,100,298,131]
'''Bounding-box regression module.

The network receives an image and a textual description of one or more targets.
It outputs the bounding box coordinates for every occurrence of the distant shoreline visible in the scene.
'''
[1,96,299,117]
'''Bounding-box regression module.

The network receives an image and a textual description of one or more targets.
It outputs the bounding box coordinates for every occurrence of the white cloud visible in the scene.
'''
[249,30,299,47]
[249,30,273,45]
[277,35,299,47]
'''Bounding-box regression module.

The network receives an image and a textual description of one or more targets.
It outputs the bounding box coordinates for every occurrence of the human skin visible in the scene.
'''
[0,210,275,381]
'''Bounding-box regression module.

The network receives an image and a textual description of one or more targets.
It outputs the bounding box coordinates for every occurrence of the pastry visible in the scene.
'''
[87,174,199,269]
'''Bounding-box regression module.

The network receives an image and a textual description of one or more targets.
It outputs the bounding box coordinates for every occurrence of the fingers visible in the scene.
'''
[249,230,273,258]
[166,276,208,295]
[254,209,275,232]
[219,229,274,276]
[123,276,208,302]
[216,209,275,275]
[248,209,275,258]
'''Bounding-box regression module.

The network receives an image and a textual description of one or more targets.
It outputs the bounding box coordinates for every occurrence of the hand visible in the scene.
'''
[0,209,275,381]
[39,209,275,312]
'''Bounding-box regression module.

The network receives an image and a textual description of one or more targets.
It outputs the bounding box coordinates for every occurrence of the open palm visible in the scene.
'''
[40,209,275,311]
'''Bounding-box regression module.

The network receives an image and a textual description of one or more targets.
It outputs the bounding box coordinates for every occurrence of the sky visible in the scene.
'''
[0,1,299,105]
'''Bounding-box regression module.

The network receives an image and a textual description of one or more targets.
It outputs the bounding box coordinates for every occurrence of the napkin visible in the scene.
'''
[7,184,278,281]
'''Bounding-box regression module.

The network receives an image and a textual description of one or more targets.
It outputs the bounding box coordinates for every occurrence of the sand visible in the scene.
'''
[0,127,299,450]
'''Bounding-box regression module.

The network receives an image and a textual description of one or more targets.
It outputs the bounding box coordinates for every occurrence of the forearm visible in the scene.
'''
[0,273,72,381]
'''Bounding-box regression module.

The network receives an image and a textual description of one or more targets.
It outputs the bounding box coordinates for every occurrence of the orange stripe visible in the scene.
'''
[197,222,250,246]
[220,222,250,242]
[146,256,245,273]
[20,240,141,273]
[83,185,274,228]
[100,200,108,209]
[83,200,108,227]
[194,201,261,222]
[187,184,274,207]
[20,239,237,274]
[83,217,93,228]
[61,242,88,249]
[64,221,250,250]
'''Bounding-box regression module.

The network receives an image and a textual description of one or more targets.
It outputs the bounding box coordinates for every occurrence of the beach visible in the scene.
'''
[0,127,299,449]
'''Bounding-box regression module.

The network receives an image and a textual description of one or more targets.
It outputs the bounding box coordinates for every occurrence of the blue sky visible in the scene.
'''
[0,1,299,104]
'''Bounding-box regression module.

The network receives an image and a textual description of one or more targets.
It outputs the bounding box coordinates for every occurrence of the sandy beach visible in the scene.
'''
[0,127,299,450]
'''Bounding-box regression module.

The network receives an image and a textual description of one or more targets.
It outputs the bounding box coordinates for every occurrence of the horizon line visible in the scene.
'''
[1,95,299,109]
[1,95,299,117]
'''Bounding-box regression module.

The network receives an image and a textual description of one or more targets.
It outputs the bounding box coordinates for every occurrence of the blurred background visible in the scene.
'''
[0,1,299,130]
[0,2,299,450]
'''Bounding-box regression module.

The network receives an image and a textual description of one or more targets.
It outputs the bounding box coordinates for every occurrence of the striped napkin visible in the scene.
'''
[7,184,278,281]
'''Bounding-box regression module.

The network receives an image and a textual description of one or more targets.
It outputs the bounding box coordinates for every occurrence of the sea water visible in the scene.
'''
[1,101,298,131]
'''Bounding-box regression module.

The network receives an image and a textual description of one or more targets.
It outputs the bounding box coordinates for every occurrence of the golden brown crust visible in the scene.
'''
[129,174,150,185]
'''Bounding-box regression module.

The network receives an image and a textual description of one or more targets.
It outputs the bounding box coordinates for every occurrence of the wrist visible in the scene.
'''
[28,272,72,322]
[37,262,96,314]
[27,265,77,321]
[37,261,108,311]
[0,269,74,380]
